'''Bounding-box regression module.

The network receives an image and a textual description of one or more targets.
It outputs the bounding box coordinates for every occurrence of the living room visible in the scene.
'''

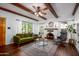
[0,3,79,56]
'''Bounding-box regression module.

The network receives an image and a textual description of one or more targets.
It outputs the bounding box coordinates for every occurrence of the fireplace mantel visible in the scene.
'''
[45,28,58,30]
[45,28,58,32]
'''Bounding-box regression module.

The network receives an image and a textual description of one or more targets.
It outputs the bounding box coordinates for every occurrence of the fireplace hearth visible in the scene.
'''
[46,32,54,40]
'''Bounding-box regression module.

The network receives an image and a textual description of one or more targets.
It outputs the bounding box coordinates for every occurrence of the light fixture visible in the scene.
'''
[38,12,43,16]
[34,13,38,16]
[34,12,43,17]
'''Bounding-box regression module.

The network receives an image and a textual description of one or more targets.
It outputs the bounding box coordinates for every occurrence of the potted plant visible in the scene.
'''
[67,24,76,44]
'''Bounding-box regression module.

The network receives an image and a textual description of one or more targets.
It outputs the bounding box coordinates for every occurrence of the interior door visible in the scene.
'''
[0,17,6,46]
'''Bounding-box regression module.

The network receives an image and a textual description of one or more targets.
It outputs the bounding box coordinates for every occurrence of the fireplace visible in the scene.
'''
[46,32,54,40]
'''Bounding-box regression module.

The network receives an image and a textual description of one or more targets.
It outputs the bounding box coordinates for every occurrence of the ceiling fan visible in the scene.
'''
[32,6,48,16]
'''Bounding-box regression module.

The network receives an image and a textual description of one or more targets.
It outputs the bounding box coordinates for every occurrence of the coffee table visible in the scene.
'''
[36,37,48,46]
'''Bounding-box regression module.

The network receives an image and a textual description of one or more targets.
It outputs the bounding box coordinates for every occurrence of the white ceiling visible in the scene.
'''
[0,3,76,21]
[52,3,76,20]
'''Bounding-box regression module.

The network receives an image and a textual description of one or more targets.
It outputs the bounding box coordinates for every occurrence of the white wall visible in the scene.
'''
[32,22,39,34]
[0,10,38,45]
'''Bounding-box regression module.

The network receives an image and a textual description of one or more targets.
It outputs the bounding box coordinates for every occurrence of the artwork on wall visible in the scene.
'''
[16,19,20,21]
[48,21,54,27]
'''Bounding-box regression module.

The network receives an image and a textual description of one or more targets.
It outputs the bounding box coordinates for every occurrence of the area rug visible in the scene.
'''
[20,41,58,56]
[24,47,48,56]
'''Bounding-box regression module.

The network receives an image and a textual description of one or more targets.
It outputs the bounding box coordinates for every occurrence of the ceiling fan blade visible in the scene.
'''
[41,12,47,15]
[42,7,48,10]
[32,6,36,9]
[32,6,38,12]
[40,10,47,15]
[37,6,41,12]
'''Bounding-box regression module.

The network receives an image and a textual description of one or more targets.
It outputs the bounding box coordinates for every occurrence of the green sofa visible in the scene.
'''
[13,33,37,45]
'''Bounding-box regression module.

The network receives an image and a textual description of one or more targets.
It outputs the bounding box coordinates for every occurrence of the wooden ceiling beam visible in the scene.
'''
[45,3,58,18]
[11,3,34,14]
[0,7,38,21]
[72,3,79,15]
[11,3,47,20]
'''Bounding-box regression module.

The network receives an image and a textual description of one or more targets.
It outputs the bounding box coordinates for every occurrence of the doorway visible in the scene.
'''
[0,17,6,46]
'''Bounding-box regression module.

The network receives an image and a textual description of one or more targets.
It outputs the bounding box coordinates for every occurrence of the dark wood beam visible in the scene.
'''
[0,7,38,21]
[11,3,47,20]
[45,3,58,18]
[11,3,34,14]
[72,3,79,15]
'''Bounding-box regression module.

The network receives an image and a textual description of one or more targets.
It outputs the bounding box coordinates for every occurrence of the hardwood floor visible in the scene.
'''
[0,40,79,56]
[54,43,79,56]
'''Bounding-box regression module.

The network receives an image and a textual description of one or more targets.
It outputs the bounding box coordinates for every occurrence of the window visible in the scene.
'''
[28,23,32,33]
[22,21,32,33]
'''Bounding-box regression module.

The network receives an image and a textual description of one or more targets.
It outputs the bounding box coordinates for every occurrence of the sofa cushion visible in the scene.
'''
[26,37,33,39]
[16,34,32,38]
[20,37,32,40]
[16,34,23,38]
[26,34,32,37]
